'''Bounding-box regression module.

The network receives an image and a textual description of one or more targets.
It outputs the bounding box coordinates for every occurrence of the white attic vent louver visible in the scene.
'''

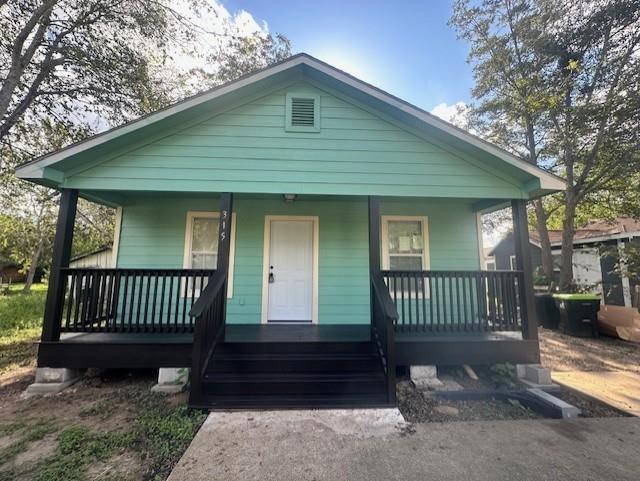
[291,97,315,126]
[285,93,320,132]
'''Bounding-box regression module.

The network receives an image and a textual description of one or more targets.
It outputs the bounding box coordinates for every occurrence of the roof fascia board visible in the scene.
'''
[304,76,525,192]
[549,231,640,246]
[64,76,301,179]
[15,56,308,178]
[15,53,565,192]
[302,59,565,192]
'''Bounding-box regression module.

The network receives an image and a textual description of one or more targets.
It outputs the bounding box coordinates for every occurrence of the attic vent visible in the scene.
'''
[291,97,315,126]
[285,93,320,132]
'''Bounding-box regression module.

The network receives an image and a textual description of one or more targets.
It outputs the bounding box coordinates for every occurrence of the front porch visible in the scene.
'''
[38,192,539,407]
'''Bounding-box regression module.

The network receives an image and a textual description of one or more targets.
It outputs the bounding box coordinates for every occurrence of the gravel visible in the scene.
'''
[397,380,541,423]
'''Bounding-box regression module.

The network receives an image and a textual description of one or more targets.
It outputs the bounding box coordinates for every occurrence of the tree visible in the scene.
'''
[451,0,640,290]
[450,0,559,281]
[1,0,292,291]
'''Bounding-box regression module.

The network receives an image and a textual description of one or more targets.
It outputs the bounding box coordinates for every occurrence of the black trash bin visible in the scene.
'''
[552,294,601,337]
[535,293,560,329]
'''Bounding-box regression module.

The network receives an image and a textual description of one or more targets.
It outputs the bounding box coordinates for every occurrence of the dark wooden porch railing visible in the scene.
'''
[382,270,525,333]
[188,270,228,404]
[59,268,215,333]
[371,272,399,403]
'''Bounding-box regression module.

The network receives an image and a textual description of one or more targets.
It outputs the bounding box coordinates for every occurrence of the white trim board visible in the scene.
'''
[260,215,319,324]
[183,211,237,298]
[111,206,122,267]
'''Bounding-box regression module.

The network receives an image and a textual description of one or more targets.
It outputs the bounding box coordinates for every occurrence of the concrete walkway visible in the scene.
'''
[553,371,640,416]
[168,409,640,481]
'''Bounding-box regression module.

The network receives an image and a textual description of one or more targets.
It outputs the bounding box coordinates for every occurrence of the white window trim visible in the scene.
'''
[381,215,430,270]
[381,215,430,299]
[183,211,237,298]
[509,255,517,271]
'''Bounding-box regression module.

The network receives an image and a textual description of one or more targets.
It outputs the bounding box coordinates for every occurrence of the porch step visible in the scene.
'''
[203,372,385,396]
[208,352,381,373]
[198,340,388,408]
[215,341,376,355]
[194,393,390,409]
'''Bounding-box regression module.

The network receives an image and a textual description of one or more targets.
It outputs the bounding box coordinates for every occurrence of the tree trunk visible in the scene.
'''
[559,197,577,291]
[22,238,43,293]
[533,199,554,285]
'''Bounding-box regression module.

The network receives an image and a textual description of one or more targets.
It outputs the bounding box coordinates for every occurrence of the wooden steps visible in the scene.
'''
[197,339,389,408]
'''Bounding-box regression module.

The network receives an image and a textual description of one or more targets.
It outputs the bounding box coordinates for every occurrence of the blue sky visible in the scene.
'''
[222,0,474,113]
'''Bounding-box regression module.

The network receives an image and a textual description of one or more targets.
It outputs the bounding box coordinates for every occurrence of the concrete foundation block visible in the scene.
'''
[151,367,189,394]
[410,365,444,390]
[24,368,83,396]
[517,364,553,385]
[527,388,581,419]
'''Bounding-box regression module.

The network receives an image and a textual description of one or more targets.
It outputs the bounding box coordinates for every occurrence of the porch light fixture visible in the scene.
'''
[283,194,297,203]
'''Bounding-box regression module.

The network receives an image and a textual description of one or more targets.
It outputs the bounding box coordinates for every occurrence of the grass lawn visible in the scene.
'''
[0,283,47,376]
[0,283,207,481]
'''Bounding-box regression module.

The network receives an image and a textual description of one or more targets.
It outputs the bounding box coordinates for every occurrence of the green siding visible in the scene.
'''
[116,195,480,325]
[65,83,525,198]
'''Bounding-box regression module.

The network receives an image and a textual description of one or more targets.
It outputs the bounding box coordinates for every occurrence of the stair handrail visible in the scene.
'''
[189,270,227,406]
[370,271,398,404]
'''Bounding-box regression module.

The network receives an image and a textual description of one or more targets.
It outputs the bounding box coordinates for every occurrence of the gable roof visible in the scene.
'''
[15,53,565,197]
[490,217,640,255]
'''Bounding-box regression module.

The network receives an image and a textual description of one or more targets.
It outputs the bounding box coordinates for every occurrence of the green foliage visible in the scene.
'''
[0,383,206,481]
[490,363,517,388]
[0,283,46,374]
[451,0,640,289]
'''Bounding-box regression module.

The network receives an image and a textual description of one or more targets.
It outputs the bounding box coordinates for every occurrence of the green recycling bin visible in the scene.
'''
[552,293,601,337]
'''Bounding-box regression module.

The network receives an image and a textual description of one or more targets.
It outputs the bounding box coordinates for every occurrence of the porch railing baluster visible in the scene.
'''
[381,270,525,334]
[57,268,214,335]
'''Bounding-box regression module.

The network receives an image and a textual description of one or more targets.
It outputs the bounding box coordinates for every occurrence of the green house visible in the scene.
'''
[16,54,564,408]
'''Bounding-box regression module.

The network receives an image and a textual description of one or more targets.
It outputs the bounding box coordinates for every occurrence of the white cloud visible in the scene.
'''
[430,101,470,129]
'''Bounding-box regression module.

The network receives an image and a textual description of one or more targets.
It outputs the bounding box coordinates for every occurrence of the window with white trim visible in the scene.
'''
[509,255,517,271]
[381,216,430,271]
[381,216,430,297]
[183,211,236,298]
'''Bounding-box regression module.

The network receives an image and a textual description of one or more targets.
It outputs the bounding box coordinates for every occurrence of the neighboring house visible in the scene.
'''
[0,260,44,284]
[15,54,564,408]
[482,246,496,270]
[69,246,113,269]
[490,218,640,308]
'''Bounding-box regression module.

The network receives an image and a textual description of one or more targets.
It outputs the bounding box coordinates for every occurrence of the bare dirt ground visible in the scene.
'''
[0,369,206,481]
[539,327,639,416]
[539,327,640,373]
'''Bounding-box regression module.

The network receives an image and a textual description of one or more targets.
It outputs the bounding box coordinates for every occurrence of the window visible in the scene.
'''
[183,211,236,298]
[381,216,430,271]
[285,93,320,132]
[509,255,517,271]
[486,260,496,271]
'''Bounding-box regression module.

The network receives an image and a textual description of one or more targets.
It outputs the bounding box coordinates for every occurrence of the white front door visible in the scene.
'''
[267,219,314,322]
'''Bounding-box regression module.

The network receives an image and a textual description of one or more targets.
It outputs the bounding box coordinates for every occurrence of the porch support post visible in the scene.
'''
[511,199,538,341]
[368,196,380,338]
[368,196,381,274]
[42,189,78,342]
[217,193,233,339]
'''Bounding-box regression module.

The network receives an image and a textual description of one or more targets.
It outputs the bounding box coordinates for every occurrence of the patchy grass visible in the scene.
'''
[0,371,206,481]
[0,283,47,375]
